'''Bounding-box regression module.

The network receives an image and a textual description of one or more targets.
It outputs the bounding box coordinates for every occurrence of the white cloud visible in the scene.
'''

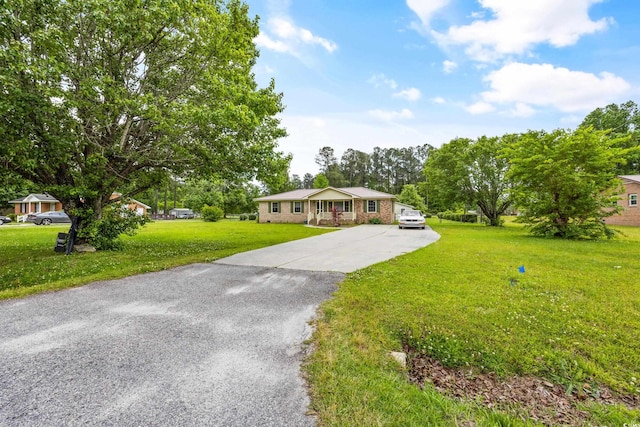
[368,73,398,90]
[393,87,422,101]
[507,103,536,118]
[443,60,457,73]
[432,0,612,62]
[479,62,631,113]
[255,17,337,57]
[406,0,450,30]
[465,101,496,115]
[368,108,414,121]
[431,96,446,104]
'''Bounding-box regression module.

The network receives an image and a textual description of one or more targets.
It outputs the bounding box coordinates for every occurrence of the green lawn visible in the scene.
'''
[307,219,640,426]
[0,219,333,300]
[2,218,639,424]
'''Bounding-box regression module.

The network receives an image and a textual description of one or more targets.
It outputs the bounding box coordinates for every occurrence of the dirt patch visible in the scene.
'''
[407,354,639,426]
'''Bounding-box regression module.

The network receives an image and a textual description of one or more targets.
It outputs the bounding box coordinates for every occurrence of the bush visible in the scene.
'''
[239,214,248,221]
[423,213,432,218]
[248,213,257,221]
[78,205,149,251]
[202,205,224,222]
[439,212,478,223]
[8,213,16,222]
[368,217,382,224]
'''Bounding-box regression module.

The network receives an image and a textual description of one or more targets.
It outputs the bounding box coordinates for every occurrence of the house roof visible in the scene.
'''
[254,186,396,201]
[619,175,640,184]
[8,193,60,204]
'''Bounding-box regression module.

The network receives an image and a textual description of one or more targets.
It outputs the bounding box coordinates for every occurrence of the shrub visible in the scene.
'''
[423,212,432,218]
[439,212,478,223]
[202,205,224,222]
[248,213,257,221]
[78,205,149,250]
[368,217,382,224]
[8,213,16,222]
[239,214,248,221]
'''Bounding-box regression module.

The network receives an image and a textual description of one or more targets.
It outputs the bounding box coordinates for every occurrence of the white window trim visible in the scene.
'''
[630,193,638,207]
[271,202,280,213]
[293,201,302,213]
[367,200,378,213]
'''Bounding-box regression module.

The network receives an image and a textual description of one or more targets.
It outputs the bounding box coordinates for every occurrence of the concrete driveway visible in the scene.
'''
[217,224,440,273]
[0,225,439,426]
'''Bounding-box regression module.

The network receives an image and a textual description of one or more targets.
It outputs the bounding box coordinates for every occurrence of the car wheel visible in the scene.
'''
[42,218,52,225]
[398,226,402,229]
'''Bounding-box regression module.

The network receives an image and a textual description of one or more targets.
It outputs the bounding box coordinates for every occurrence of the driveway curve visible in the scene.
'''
[0,225,439,426]
[216,224,440,273]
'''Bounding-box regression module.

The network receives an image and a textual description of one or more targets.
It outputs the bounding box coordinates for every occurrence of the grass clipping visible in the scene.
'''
[406,352,639,426]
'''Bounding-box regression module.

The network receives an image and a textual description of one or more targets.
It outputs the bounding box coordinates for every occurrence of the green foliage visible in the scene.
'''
[248,213,257,220]
[239,214,248,221]
[182,179,224,213]
[0,0,288,247]
[77,205,148,250]
[424,135,512,226]
[313,174,330,189]
[580,100,640,174]
[439,212,478,223]
[397,184,427,212]
[368,217,382,224]
[201,205,224,222]
[503,127,632,239]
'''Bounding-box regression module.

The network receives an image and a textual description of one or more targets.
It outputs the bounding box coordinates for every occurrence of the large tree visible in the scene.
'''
[424,135,512,226]
[503,127,632,239]
[580,100,640,174]
[0,0,288,245]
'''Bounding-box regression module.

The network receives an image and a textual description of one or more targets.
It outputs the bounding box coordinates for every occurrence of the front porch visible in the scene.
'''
[306,199,356,226]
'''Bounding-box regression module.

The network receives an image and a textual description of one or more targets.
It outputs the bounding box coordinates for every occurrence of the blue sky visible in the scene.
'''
[244,0,640,177]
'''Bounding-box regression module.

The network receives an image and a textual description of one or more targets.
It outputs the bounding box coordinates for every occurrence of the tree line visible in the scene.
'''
[273,144,432,195]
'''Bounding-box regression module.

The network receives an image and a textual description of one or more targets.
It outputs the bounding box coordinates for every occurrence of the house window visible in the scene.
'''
[271,202,280,213]
[293,201,302,213]
[367,200,378,213]
[630,194,638,207]
[338,201,352,212]
[20,203,27,213]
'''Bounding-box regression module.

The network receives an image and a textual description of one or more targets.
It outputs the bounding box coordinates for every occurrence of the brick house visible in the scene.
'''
[255,187,396,225]
[8,194,63,217]
[604,175,640,226]
[9,193,150,220]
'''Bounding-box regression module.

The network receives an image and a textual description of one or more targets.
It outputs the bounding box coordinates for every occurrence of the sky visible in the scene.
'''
[243,0,640,177]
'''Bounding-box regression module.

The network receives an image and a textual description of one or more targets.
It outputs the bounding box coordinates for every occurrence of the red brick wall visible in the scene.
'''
[605,181,640,226]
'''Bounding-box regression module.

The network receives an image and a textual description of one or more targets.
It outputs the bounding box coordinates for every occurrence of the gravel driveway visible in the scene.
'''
[0,225,439,426]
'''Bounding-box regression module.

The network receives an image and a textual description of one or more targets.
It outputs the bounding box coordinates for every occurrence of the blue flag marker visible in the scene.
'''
[518,265,525,273]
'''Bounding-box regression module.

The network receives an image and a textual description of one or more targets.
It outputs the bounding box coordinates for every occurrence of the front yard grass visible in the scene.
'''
[0,219,333,300]
[307,219,640,426]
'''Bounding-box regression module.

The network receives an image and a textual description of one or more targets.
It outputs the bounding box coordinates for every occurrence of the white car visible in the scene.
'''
[398,210,426,229]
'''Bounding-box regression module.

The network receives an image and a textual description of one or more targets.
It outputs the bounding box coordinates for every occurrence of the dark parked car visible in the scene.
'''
[27,211,71,225]
[0,216,11,225]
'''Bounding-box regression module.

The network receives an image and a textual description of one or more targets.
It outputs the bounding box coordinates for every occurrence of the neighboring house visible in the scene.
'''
[110,193,151,216]
[255,186,396,225]
[9,193,150,220]
[605,175,640,226]
[9,194,63,218]
[394,202,415,220]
